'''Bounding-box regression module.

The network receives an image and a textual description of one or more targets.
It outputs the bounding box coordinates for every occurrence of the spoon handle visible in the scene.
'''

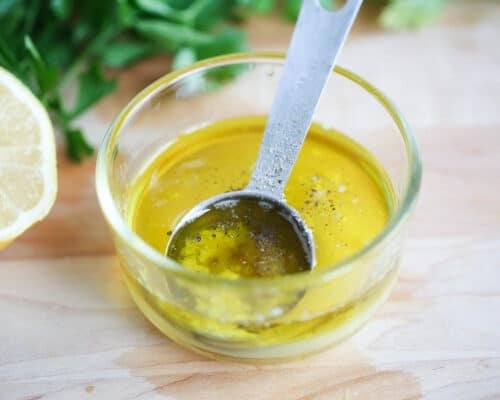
[247,0,363,197]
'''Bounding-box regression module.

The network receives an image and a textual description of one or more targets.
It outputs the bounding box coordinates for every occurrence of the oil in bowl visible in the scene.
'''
[124,116,396,357]
[130,117,392,272]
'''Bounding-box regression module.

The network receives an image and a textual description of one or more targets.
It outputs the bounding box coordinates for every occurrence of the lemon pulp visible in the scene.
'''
[0,67,57,249]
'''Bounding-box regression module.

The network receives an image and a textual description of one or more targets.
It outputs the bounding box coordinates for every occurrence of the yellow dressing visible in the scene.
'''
[129,116,392,271]
[120,117,398,350]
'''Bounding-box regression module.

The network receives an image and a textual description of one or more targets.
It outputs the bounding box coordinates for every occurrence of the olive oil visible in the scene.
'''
[129,117,391,270]
[124,117,397,357]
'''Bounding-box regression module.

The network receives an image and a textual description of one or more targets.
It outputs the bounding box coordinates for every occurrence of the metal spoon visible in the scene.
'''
[167,0,363,270]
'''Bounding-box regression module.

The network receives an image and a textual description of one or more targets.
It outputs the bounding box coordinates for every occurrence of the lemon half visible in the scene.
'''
[0,67,57,249]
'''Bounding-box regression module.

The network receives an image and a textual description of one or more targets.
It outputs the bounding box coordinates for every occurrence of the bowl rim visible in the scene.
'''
[95,52,422,287]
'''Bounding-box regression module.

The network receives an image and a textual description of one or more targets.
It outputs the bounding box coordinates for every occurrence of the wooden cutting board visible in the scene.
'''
[2,2,500,399]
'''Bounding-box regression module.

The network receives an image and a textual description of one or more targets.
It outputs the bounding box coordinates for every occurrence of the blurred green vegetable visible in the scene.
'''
[0,0,249,161]
[0,0,450,161]
[379,0,448,29]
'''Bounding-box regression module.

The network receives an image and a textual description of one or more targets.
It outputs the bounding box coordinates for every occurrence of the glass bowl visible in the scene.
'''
[96,53,421,362]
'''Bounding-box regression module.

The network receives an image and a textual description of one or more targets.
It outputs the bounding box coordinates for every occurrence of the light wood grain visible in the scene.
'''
[1,2,500,399]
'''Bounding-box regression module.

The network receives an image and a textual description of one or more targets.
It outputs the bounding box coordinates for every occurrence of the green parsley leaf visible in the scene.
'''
[70,64,116,119]
[100,41,158,68]
[24,36,59,97]
[379,0,448,30]
[134,19,212,51]
[64,126,95,161]
[283,0,301,21]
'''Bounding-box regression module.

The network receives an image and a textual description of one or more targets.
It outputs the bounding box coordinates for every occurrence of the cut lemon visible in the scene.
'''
[0,67,57,249]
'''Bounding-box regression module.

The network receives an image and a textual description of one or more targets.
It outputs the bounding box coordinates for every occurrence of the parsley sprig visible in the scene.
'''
[0,0,253,161]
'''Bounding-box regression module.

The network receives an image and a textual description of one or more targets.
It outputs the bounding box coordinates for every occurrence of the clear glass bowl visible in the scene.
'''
[96,53,421,362]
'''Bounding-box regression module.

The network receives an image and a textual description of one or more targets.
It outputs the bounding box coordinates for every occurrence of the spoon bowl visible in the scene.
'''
[166,189,316,272]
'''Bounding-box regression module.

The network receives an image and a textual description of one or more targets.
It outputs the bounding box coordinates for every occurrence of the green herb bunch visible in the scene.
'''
[0,0,448,161]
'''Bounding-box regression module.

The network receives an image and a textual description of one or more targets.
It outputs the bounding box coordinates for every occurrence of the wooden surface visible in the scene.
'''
[2,2,500,399]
